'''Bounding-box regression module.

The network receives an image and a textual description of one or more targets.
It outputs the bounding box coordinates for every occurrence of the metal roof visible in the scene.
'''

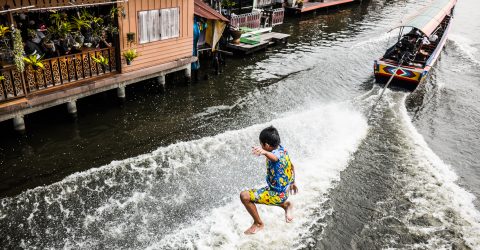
[194,0,229,22]
[393,0,456,36]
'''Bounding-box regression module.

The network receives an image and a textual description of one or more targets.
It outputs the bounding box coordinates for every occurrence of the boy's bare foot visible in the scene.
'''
[244,223,264,235]
[284,201,294,223]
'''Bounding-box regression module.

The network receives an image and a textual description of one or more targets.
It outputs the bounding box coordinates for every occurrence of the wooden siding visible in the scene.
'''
[118,0,194,73]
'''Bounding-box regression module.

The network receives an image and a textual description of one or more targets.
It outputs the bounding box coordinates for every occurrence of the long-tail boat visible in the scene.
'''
[374,0,457,90]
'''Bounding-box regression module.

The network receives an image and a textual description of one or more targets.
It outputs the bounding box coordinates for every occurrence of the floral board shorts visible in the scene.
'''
[249,186,289,205]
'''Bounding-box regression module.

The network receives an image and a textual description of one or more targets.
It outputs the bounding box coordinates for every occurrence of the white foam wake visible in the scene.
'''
[146,103,369,249]
[448,34,480,67]
[397,94,480,248]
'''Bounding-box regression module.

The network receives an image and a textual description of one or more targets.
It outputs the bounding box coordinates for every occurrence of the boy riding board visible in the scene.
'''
[240,126,298,235]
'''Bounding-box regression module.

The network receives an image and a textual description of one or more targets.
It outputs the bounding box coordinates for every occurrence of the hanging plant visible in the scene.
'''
[92,55,109,65]
[126,32,135,45]
[12,29,25,72]
[23,53,45,70]
[92,55,109,72]
[0,25,10,38]
[122,48,139,65]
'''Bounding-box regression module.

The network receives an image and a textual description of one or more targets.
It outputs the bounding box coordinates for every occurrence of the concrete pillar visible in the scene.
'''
[157,75,166,86]
[67,100,77,116]
[13,116,25,132]
[184,65,192,82]
[117,86,126,99]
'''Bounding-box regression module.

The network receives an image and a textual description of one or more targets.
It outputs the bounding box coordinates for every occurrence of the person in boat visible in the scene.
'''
[429,33,439,43]
[240,126,298,235]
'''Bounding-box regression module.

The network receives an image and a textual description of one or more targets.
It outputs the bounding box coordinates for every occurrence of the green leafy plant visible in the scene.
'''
[0,25,10,38]
[123,48,139,64]
[92,16,104,26]
[72,16,91,31]
[23,53,45,70]
[0,75,5,81]
[12,29,25,72]
[27,29,37,39]
[92,55,109,66]
[80,9,93,21]
[50,12,68,27]
[58,22,72,38]
[222,0,236,8]
[105,24,119,35]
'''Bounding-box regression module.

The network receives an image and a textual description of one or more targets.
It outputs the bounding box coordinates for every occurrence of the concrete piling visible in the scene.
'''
[13,116,25,132]
[117,86,126,99]
[184,65,192,82]
[157,75,166,86]
[67,100,77,116]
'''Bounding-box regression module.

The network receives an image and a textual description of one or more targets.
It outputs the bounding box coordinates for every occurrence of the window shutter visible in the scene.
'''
[139,11,149,44]
[160,8,179,40]
[139,8,179,43]
[150,10,161,42]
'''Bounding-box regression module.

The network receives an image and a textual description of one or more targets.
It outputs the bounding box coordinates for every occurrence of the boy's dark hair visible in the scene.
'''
[259,126,280,148]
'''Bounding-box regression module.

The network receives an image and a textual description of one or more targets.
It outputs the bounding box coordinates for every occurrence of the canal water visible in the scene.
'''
[1,0,480,248]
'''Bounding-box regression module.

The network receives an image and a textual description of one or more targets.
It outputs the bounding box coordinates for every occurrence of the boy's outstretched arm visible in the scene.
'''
[290,163,298,194]
[252,146,279,162]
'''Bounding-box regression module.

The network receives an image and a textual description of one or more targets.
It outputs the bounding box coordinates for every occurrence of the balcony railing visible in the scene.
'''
[230,12,263,29]
[271,8,285,27]
[0,47,116,103]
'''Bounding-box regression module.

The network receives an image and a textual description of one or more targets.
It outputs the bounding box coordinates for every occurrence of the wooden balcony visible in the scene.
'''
[0,47,117,103]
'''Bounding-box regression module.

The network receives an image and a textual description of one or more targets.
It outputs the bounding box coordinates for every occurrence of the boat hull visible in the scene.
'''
[374,62,424,90]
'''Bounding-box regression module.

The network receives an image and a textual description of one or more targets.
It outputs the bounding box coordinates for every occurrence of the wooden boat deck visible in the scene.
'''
[226,32,290,54]
[285,0,355,14]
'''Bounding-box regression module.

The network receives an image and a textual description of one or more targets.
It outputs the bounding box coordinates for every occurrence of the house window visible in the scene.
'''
[138,8,180,44]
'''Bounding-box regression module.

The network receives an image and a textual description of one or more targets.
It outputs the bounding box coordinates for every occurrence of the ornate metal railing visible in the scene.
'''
[0,47,116,103]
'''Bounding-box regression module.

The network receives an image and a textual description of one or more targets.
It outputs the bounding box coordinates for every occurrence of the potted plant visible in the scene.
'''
[230,26,242,44]
[57,22,72,39]
[126,32,135,45]
[23,53,45,70]
[92,55,109,72]
[72,16,91,32]
[43,37,55,50]
[0,25,9,38]
[122,48,139,65]
[297,0,304,8]
[0,25,10,56]
[221,0,236,16]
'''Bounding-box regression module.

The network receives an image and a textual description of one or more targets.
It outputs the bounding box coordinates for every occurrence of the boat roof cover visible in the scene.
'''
[194,0,229,22]
[393,0,456,36]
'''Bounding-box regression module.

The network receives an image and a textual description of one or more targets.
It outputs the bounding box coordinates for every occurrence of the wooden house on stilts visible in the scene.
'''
[0,0,196,131]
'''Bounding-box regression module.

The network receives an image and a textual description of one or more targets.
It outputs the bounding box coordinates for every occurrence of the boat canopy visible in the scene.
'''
[392,0,456,36]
